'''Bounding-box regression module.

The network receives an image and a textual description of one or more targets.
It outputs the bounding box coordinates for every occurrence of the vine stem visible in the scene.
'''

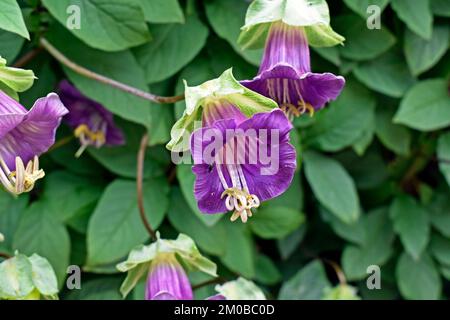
[137,133,157,241]
[13,47,43,67]
[39,38,185,104]
[0,252,11,259]
[322,258,347,285]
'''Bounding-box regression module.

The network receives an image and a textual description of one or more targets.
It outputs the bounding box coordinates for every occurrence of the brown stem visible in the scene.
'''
[322,258,346,285]
[137,133,157,241]
[192,277,226,290]
[13,47,44,67]
[0,252,11,259]
[39,38,185,104]
[48,135,74,152]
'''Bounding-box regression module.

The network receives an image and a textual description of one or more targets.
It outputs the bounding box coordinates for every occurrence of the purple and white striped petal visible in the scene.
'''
[241,22,345,117]
[145,255,193,301]
[191,109,296,222]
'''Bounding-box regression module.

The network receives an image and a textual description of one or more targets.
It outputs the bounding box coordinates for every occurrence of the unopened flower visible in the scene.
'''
[166,69,278,152]
[58,80,125,157]
[191,108,296,223]
[117,233,217,299]
[241,22,345,119]
[0,90,68,195]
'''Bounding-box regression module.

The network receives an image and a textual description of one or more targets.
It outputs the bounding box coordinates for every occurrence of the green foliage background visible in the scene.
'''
[0,0,449,300]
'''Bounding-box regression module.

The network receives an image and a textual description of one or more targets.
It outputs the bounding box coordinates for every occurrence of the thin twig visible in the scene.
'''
[0,252,11,259]
[137,133,157,241]
[13,47,44,67]
[39,38,185,104]
[48,135,74,152]
[193,277,226,290]
[322,258,346,285]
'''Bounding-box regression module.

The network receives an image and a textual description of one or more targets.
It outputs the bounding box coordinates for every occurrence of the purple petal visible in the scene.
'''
[145,258,193,301]
[191,109,297,214]
[242,68,345,110]
[241,22,345,111]
[58,80,125,146]
[0,91,68,169]
[236,110,296,202]
[259,22,311,75]
[203,102,247,127]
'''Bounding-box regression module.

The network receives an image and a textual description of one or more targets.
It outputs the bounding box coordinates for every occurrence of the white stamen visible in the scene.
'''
[0,155,44,195]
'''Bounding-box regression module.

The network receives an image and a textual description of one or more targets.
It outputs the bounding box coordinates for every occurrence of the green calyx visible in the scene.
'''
[215,277,266,300]
[166,68,278,152]
[0,56,36,100]
[0,252,59,300]
[238,0,345,50]
[116,233,217,298]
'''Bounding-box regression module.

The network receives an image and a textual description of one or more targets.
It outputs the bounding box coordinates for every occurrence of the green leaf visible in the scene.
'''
[375,108,412,155]
[394,79,450,131]
[343,0,390,18]
[278,260,331,299]
[88,120,167,179]
[41,171,103,223]
[42,0,150,51]
[312,46,341,66]
[137,0,184,24]
[353,49,416,98]
[334,14,396,61]
[65,277,122,300]
[390,196,430,260]
[277,225,307,260]
[176,164,223,226]
[430,233,450,266]
[396,252,441,300]
[204,0,262,66]
[304,151,360,224]
[215,277,266,300]
[13,202,70,285]
[431,0,450,17]
[405,25,449,76]
[86,178,169,267]
[46,25,154,130]
[304,79,376,152]
[0,192,28,252]
[167,187,227,256]
[254,254,282,285]
[427,189,450,238]
[135,14,208,84]
[438,132,450,188]
[341,208,395,280]
[0,30,24,62]
[391,0,433,39]
[0,64,35,93]
[0,0,30,39]
[250,206,305,239]
[220,223,255,278]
